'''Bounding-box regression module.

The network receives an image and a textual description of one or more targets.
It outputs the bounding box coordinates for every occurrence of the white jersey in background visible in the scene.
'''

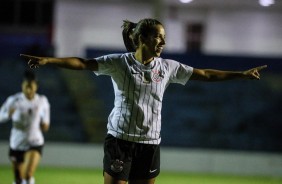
[94,53,193,145]
[0,92,50,150]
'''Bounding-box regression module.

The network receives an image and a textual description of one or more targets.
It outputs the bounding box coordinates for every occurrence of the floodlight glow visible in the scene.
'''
[259,0,275,7]
[179,0,193,3]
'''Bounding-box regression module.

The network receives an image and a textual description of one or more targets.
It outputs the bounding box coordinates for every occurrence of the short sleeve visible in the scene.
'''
[93,54,121,76]
[168,60,193,85]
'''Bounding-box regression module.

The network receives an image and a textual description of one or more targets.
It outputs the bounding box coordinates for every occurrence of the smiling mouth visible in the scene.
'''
[156,47,163,52]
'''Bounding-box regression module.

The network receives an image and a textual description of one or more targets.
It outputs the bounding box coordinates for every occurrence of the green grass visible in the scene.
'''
[1,165,281,184]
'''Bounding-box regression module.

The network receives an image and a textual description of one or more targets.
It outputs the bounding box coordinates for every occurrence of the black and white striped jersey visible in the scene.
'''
[94,53,193,145]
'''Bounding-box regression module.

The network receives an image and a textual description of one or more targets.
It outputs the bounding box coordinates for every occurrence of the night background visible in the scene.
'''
[0,0,281,154]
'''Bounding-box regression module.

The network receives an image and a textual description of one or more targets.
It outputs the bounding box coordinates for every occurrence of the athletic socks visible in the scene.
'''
[13,177,35,184]
[26,177,35,184]
[12,180,27,184]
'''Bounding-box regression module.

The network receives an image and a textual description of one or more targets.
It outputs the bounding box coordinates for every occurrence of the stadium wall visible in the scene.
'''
[0,141,281,177]
[53,0,282,57]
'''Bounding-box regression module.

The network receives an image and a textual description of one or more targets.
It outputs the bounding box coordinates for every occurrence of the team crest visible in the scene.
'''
[152,70,163,83]
[111,159,124,173]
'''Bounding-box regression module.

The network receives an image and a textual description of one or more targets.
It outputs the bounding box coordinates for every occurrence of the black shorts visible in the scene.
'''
[29,145,44,155]
[9,145,44,163]
[103,134,160,181]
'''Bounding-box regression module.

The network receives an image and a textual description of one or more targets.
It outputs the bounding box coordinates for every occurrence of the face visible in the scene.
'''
[22,80,38,100]
[143,24,166,57]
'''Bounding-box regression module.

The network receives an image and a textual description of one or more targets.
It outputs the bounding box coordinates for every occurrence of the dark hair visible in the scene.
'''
[23,70,37,82]
[122,18,163,52]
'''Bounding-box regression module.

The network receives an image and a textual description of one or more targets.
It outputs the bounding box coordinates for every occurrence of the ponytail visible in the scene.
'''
[122,20,137,52]
[122,18,163,52]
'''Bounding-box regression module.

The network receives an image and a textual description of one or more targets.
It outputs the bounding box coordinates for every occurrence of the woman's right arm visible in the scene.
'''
[20,54,98,71]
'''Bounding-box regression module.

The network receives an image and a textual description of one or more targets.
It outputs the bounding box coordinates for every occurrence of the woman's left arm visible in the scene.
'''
[190,65,267,81]
[40,96,50,132]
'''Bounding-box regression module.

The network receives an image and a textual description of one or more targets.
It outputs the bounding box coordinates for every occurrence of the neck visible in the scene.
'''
[134,49,154,65]
[24,93,35,100]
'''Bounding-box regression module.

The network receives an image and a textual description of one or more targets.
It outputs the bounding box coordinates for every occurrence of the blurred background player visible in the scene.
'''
[0,70,50,184]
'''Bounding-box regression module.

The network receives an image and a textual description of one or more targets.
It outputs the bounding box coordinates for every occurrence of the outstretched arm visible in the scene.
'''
[190,65,267,81]
[20,54,98,71]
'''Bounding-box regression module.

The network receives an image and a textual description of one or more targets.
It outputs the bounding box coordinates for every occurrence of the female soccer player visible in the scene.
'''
[20,18,266,184]
[0,70,50,184]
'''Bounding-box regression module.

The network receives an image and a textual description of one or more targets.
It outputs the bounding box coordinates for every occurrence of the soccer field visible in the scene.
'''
[1,165,281,184]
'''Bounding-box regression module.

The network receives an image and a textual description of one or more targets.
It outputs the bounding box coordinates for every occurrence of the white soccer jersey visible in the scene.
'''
[0,92,50,150]
[94,53,193,145]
